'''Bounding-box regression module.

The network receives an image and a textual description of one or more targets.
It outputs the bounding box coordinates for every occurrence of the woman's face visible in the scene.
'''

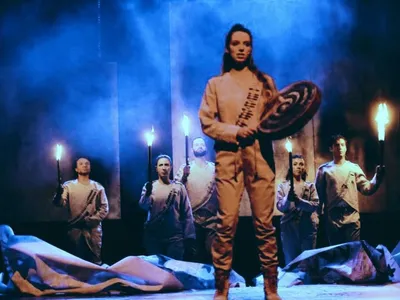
[292,158,305,178]
[227,31,252,64]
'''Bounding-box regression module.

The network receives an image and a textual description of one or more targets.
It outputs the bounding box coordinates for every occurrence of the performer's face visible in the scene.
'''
[331,138,347,159]
[192,138,207,157]
[75,158,91,175]
[227,31,252,64]
[292,158,305,178]
[156,158,171,179]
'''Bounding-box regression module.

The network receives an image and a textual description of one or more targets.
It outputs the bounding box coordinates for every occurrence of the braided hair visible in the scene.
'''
[222,23,274,98]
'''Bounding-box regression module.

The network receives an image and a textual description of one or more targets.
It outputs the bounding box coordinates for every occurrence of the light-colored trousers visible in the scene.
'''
[212,141,278,273]
[68,224,103,265]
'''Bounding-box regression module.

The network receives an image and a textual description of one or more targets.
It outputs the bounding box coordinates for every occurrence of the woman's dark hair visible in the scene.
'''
[285,154,307,181]
[222,23,274,98]
[155,154,172,166]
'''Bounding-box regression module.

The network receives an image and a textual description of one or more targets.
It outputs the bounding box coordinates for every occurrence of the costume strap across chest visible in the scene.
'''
[68,187,100,227]
[236,83,262,128]
[146,182,180,227]
[327,170,353,211]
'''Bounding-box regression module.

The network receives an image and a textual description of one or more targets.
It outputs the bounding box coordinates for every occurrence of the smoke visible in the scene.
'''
[116,0,172,124]
[170,0,354,88]
[167,0,355,169]
[2,0,398,222]
[0,0,120,222]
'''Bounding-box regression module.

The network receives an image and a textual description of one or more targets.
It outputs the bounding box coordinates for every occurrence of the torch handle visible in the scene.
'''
[148,145,152,183]
[289,152,294,191]
[379,140,384,166]
[185,135,189,166]
[57,160,62,186]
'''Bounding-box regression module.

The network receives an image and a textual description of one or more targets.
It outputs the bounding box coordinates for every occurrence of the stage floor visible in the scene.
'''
[9,283,400,299]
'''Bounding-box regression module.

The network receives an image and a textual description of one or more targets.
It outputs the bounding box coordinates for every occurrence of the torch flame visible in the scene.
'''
[285,138,292,153]
[55,144,63,161]
[182,115,190,137]
[375,103,389,141]
[145,126,155,146]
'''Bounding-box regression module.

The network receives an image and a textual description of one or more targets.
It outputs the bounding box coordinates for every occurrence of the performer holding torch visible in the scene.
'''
[139,153,196,261]
[276,153,319,265]
[315,133,386,246]
[52,150,109,265]
[174,136,218,263]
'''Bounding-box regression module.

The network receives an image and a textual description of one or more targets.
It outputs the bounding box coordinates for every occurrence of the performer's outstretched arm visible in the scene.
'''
[355,164,384,196]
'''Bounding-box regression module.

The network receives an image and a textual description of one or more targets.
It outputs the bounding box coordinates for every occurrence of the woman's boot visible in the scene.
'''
[263,269,281,300]
[213,268,230,300]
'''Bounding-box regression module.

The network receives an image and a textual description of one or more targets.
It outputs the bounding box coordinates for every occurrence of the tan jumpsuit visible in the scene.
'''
[199,69,279,273]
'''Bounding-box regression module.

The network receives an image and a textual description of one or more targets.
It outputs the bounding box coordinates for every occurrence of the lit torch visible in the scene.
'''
[55,144,63,185]
[285,138,294,192]
[374,103,389,166]
[145,126,155,183]
[182,115,190,166]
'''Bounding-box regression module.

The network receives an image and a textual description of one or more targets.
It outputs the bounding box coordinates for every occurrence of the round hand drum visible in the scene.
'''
[258,81,322,140]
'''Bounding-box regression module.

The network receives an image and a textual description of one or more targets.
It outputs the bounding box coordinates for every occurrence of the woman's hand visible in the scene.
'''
[237,127,257,139]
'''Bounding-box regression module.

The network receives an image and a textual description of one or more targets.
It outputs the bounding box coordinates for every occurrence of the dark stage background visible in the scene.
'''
[1,0,399,279]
